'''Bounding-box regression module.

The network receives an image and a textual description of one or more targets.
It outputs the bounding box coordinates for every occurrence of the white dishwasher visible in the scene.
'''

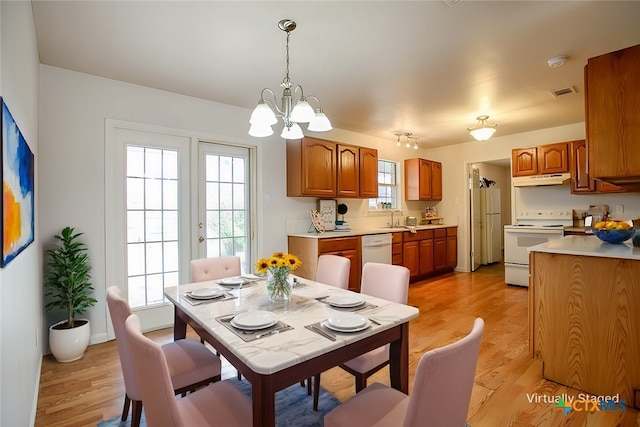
[361,233,393,267]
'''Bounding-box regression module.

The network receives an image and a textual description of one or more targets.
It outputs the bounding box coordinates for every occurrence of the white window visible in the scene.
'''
[369,159,399,209]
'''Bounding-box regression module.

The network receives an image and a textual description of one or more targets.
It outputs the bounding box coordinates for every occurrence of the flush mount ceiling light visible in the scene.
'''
[394,132,419,149]
[467,115,497,141]
[547,55,568,68]
[249,19,331,139]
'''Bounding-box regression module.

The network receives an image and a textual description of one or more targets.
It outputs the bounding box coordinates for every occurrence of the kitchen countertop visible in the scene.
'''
[288,224,456,239]
[528,235,640,260]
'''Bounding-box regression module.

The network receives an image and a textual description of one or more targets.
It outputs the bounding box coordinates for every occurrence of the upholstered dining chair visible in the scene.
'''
[190,255,241,282]
[312,262,410,411]
[324,317,485,427]
[106,286,222,427]
[315,254,351,289]
[124,314,252,427]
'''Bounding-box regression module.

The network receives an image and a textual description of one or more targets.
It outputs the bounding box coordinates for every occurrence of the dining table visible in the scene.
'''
[164,275,420,427]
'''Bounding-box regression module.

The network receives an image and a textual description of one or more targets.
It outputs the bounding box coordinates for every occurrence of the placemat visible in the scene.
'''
[216,314,293,342]
[181,292,237,306]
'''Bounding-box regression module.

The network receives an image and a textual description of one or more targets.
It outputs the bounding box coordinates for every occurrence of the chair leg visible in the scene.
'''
[313,373,321,411]
[131,399,143,427]
[307,377,312,395]
[121,395,131,421]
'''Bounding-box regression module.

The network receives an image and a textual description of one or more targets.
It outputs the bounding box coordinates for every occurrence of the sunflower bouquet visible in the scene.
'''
[255,252,302,301]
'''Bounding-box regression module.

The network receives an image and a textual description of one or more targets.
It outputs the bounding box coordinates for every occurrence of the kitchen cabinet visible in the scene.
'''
[512,143,569,177]
[287,137,337,197]
[585,44,640,184]
[434,229,447,271]
[287,137,378,198]
[288,235,361,292]
[570,139,625,194]
[446,227,458,269]
[404,158,442,201]
[402,226,456,279]
[391,232,403,265]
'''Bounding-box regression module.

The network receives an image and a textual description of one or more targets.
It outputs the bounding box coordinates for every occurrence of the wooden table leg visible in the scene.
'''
[173,307,187,341]
[251,376,275,427]
[389,322,409,393]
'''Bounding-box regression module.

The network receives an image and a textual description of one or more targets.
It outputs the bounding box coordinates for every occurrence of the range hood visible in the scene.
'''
[512,173,570,187]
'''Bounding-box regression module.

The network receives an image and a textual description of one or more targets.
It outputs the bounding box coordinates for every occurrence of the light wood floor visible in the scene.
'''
[36,266,640,426]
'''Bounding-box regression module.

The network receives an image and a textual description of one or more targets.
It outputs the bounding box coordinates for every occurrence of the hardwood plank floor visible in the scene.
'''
[36,266,640,426]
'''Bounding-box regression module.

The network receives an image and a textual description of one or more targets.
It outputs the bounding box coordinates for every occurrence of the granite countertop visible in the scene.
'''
[528,235,640,260]
[288,224,456,239]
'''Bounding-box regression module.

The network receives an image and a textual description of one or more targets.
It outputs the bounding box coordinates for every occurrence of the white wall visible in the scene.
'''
[0,1,42,426]
[426,126,640,272]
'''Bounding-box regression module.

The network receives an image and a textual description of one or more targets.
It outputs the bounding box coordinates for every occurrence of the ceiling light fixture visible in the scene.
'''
[467,115,497,141]
[394,132,419,149]
[249,19,331,139]
[547,55,568,68]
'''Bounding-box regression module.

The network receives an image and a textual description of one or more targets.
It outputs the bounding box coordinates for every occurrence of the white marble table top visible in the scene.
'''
[528,235,640,260]
[164,276,420,375]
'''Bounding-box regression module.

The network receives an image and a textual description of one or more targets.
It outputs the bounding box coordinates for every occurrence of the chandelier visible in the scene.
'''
[249,20,332,139]
[395,132,419,149]
[467,115,497,141]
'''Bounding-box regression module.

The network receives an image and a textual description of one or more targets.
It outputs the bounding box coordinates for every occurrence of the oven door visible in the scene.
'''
[503,228,564,265]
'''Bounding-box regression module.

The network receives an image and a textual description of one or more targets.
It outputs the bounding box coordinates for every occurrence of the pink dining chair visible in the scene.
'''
[324,317,485,427]
[124,313,252,427]
[106,286,222,427]
[190,256,241,282]
[315,254,351,289]
[312,262,410,411]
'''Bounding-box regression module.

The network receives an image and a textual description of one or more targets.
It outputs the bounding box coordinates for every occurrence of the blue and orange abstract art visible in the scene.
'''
[1,98,34,267]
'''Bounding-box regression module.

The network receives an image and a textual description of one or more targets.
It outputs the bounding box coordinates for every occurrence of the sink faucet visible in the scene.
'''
[389,209,403,227]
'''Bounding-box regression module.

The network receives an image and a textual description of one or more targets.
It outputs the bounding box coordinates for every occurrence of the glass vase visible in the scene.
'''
[267,268,292,302]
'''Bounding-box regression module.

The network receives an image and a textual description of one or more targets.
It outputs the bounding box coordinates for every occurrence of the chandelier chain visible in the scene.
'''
[282,31,291,88]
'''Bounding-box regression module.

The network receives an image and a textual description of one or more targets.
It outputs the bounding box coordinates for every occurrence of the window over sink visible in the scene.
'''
[369,159,400,210]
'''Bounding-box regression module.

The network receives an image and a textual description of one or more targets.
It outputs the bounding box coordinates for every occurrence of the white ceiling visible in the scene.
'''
[31,1,640,148]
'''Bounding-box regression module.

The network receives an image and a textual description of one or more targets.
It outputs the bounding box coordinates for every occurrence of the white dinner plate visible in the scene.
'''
[188,287,226,300]
[326,294,365,308]
[218,277,246,286]
[323,314,370,333]
[326,313,368,330]
[231,311,278,330]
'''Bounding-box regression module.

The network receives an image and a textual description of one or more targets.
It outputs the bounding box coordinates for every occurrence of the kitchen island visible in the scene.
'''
[528,235,640,409]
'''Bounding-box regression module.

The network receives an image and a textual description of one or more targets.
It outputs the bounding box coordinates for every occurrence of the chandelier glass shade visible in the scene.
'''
[467,115,497,141]
[249,20,332,139]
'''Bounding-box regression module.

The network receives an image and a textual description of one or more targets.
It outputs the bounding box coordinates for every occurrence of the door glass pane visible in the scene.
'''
[126,145,180,308]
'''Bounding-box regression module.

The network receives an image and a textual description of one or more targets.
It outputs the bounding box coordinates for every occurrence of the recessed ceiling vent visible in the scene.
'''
[550,86,577,98]
[442,0,460,6]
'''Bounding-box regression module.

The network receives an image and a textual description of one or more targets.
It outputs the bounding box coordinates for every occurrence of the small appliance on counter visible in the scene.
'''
[405,216,417,226]
[584,204,609,234]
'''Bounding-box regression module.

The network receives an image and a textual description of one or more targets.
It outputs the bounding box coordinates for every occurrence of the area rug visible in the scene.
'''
[97,377,340,426]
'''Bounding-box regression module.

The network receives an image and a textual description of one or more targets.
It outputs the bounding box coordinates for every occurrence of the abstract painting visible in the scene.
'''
[1,97,35,267]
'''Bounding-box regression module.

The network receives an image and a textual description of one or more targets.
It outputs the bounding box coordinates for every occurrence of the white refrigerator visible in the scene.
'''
[480,187,502,265]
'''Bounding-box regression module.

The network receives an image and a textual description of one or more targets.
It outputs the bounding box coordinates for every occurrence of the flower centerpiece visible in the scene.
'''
[255,252,302,302]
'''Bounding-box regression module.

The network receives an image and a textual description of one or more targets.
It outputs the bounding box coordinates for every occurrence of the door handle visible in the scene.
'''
[199,236,205,243]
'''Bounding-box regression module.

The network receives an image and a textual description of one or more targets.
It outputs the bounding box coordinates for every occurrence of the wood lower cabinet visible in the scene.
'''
[402,227,456,280]
[288,235,361,292]
[433,229,447,271]
[446,227,458,269]
[391,232,403,265]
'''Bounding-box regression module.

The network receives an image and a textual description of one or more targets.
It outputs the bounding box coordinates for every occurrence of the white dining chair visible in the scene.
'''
[324,318,484,427]
[312,262,410,411]
[124,313,252,427]
[106,286,221,427]
[190,256,241,282]
[315,254,351,289]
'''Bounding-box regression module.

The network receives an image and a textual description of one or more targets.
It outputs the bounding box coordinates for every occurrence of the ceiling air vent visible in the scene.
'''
[442,0,460,6]
[550,86,577,98]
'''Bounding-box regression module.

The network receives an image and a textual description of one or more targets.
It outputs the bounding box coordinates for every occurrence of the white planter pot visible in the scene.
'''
[49,319,91,363]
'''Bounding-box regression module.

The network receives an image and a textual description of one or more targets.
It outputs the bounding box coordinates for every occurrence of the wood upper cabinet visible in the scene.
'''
[570,139,625,194]
[358,147,378,198]
[336,144,359,198]
[512,143,568,177]
[537,143,569,174]
[586,44,640,182]
[512,148,538,176]
[287,138,378,198]
[404,158,442,201]
[287,137,336,197]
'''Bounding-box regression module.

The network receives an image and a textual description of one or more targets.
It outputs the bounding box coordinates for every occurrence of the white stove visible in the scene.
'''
[504,210,572,287]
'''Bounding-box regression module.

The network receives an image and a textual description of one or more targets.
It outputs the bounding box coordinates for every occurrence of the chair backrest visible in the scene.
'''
[125,314,185,427]
[190,256,241,282]
[360,262,410,304]
[316,255,351,289]
[403,317,484,427]
[106,286,141,400]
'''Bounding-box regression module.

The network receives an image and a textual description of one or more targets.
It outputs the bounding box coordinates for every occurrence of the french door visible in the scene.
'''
[106,122,253,333]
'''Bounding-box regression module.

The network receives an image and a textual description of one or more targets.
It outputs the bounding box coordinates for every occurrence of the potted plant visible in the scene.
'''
[44,226,97,362]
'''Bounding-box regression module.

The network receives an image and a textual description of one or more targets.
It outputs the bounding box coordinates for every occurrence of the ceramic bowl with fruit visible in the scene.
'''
[592,220,635,244]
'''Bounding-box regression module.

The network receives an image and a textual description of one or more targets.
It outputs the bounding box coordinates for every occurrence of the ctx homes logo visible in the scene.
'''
[553,394,626,415]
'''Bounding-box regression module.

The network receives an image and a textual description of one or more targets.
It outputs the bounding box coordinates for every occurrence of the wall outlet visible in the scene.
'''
[614,205,624,215]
